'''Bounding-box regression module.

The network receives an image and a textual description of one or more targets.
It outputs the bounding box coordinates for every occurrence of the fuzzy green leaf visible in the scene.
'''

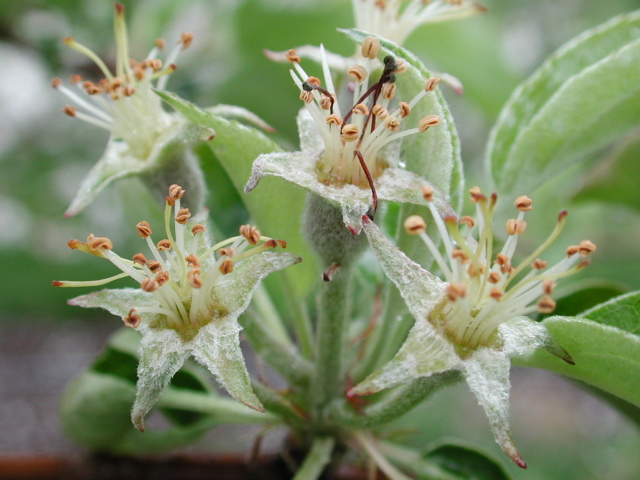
[514,316,640,407]
[487,10,640,198]
[423,442,510,480]
[581,290,640,334]
[155,89,317,297]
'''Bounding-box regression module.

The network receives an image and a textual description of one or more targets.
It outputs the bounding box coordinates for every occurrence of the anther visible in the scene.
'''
[124,309,141,329]
[70,74,83,84]
[277,240,287,248]
[361,36,380,59]
[425,77,440,92]
[460,216,475,228]
[488,272,501,284]
[122,85,135,97]
[446,283,467,301]
[307,76,321,87]
[506,219,526,235]
[490,288,503,301]
[319,95,333,110]
[219,247,234,257]
[578,240,596,256]
[347,65,368,83]
[137,221,152,238]
[155,38,166,50]
[51,77,62,89]
[88,235,113,251]
[141,277,159,292]
[399,102,411,118]
[393,59,407,74]
[566,245,579,256]
[469,186,485,203]
[404,215,426,235]
[418,115,440,132]
[157,239,172,251]
[381,82,396,100]
[326,114,343,126]
[133,253,148,265]
[371,105,388,118]
[384,116,400,132]
[239,225,261,245]
[63,106,76,117]
[538,296,556,314]
[219,259,234,275]
[175,208,191,224]
[451,248,469,263]
[352,103,369,116]
[495,253,509,266]
[188,269,203,288]
[468,263,485,278]
[147,261,162,273]
[341,124,360,142]
[180,32,194,48]
[156,271,170,286]
[422,185,434,201]
[148,59,163,72]
[542,279,556,295]
[515,195,533,211]
[286,49,301,63]
[191,224,205,235]
[531,259,548,270]
[299,90,314,103]
[185,254,200,268]
[166,184,185,206]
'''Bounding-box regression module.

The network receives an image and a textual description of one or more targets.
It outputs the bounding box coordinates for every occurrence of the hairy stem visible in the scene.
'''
[292,437,336,480]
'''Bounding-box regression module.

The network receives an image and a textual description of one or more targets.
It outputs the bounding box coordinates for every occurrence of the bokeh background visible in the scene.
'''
[2,0,640,479]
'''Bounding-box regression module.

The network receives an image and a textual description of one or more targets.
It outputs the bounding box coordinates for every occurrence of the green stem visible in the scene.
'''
[336,372,461,428]
[378,442,460,480]
[157,389,279,424]
[252,285,294,348]
[312,266,352,411]
[354,432,413,480]
[251,380,306,427]
[283,271,315,360]
[292,437,335,480]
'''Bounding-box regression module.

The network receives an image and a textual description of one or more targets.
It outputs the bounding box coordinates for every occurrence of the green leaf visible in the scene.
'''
[487,10,640,198]
[341,29,464,211]
[423,442,510,480]
[549,278,630,318]
[581,290,640,334]
[155,89,318,297]
[514,316,640,407]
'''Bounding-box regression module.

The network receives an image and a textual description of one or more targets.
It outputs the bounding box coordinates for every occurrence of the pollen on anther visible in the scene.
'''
[185,254,200,268]
[490,287,503,301]
[188,269,203,288]
[341,124,360,142]
[147,261,162,273]
[538,295,556,314]
[191,224,205,235]
[542,279,556,295]
[506,219,526,236]
[361,36,380,59]
[133,253,148,265]
[371,105,388,118]
[451,248,469,263]
[166,184,185,206]
[578,240,596,256]
[51,77,62,89]
[422,185,434,201]
[219,259,234,275]
[157,239,172,251]
[531,258,548,270]
[446,283,467,301]
[219,247,234,257]
[382,82,396,100]
[156,271,170,286]
[469,186,486,203]
[404,215,426,235]
[155,38,166,50]
[286,49,301,63]
[180,32,194,48]
[326,114,342,126]
[418,115,440,132]
[353,103,369,116]
[124,309,141,328]
[137,221,152,238]
[175,208,191,224]
[89,236,113,251]
[347,65,368,83]
[141,277,159,292]
[63,106,77,117]
[566,245,579,256]
[307,76,321,87]
[488,271,501,284]
[515,195,533,211]
[239,225,261,245]
[425,77,440,92]
[460,216,475,228]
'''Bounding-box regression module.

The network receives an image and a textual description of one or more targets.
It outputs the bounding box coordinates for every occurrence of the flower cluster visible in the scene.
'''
[55,185,300,430]
[352,186,596,467]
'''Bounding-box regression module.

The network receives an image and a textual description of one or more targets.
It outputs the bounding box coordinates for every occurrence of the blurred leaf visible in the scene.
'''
[514,316,640,407]
[423,442,510,480]
[550,278,629,317]
[574,134,640,212]
[580,290,640,334]
[155,89,318,297]
[487,10,640,199]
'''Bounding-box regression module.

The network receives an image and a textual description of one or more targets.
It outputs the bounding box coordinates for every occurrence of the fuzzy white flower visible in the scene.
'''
[54,185,300,431]
[351,186,596,467]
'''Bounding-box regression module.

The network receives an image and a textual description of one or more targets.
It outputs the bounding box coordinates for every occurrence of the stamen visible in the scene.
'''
[361,36,380,59]
[137,221,152,238]
[239,225,261,245]
[404,215,426,235]
[219,259,234,275]
[124,309,141,328]
[133,253,148,265]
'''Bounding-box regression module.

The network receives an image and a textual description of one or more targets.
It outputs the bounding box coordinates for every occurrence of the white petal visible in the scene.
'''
[297,108,324,154]
[69,288,156,319]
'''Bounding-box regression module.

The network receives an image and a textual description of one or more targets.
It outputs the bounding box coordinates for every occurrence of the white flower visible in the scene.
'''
[54,184,300,431]
[246,39,449,233]
[351,186,596,467]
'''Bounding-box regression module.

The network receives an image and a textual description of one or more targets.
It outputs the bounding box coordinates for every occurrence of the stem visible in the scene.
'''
[378,442,461,480]
[252,285,294,348]
[283,271,315,360]
[156,389,280,424]
[312,266,352,411]
[292,437,336,480]
[354,432,413,480]
[251,380,306,427]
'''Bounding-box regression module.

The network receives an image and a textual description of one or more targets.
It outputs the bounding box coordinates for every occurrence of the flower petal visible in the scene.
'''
[297,108,324,155]
[462,349,526,468]
[131,327,188,431]
[68,288,156,319]
[501,317,575,365]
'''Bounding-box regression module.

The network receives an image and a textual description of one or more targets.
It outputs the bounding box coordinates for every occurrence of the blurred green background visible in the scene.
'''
[1,1,640,478]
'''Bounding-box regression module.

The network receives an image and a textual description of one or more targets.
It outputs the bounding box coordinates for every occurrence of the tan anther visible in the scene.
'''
[421,185,434,201]
[299,90,314,104]
[156,271,170,286]
[326,114,343,126]
[239,225,261,245]
[63,105,76,117]
[141,277,159,292]
[531,258,548,270]
[353,103,369,116]
[506,219,527,235]
[148,59,163,72]
[175,208,191,224]
[398,102,411,118]
[219,259,234,275]
[451,248,469,263]
[88,235,113,251]
[307,76,321,87]
[277,240,288,248]
[375,0,387,8]
[566,245,579,256]
[219,247,235,257]
[578,240,596,256]
[404,215,426,235]
[133,253,148,265]
[467,263,485,278]
[393,59,407,74]
[446,283,467,301]
[265,239,278,248]
[490,287,503,301]
[384,116,400,132]
[85,83,102,95]
[180,32,194,48]
[469,186,485,203]
[147,261,162,273]
[166,184,185,206]
[137,221,152,238]
[460,216,475,228]
[319,95,333,110]
[111,77,123,89]
[157,239,172,251]
[488,271,501,284]
[578,259,591,269]
[347,65,368,83]
[70,74,83,84]
[188,269,203,288]
[51,77,62,88]
[191,224,205,235]
[361,36,380,59]
[155,38,166,50]
[134,65,146,80]
[123,85,136,97]
[543,279,556,295]
[418,115,440,132]
[538,295,556,314]
[185,254,200,268]
[495,253,509,266]
[425,77,440,92]
[124,309,141,328]
[381,82,396,100]
[371,105,388,118]
[286,49,301,63]
[514,195,533,211]
[341,124,359,142]
[500,262,514,275]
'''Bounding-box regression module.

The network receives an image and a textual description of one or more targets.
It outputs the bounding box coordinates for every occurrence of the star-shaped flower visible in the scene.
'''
[54,185,300,431]
[246,39,449,234]
[350,186,596,467]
